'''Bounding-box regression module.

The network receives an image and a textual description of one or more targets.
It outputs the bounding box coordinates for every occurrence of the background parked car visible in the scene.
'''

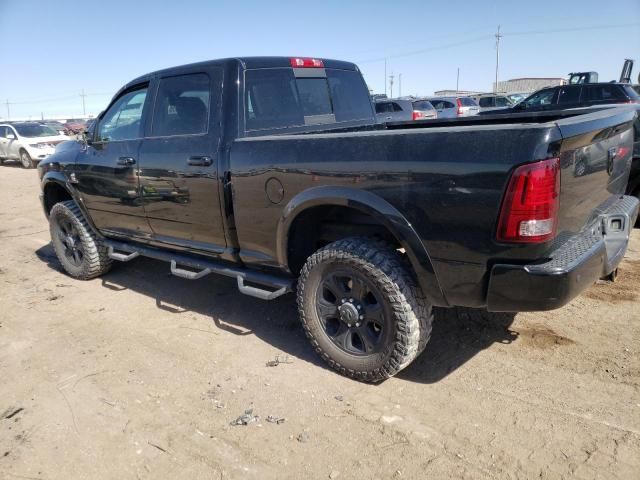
[0,122,68,168]
[472,93,514,112]
[42,120,67,135]
[63,118,87,134]
[426,96,479,118]
[374,98,437,122]
[487,83,640,114]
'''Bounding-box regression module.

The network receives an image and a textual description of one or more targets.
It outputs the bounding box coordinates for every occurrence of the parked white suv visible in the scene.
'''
[0,123,69,168]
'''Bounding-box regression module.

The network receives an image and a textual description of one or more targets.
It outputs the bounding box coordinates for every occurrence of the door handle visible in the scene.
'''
[188,156,213,167]
[117,156,136,166]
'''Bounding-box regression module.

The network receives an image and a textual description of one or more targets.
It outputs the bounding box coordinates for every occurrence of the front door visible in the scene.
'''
[138,68,226,252]
[74,85,153,237]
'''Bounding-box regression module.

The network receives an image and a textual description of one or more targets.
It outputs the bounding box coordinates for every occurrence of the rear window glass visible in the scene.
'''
[458,97,478,106]
[412,100,435,111]
[375,102,393,113]
[244,68,373,131]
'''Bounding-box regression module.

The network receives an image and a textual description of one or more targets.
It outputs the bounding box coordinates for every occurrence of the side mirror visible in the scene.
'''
[6,133,15,140]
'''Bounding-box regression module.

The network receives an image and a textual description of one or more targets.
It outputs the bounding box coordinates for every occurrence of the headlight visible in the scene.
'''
[29,143,53,149]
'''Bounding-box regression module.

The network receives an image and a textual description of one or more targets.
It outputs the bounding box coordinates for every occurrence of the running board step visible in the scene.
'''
[103,239,293,300]
[107,246,140,262]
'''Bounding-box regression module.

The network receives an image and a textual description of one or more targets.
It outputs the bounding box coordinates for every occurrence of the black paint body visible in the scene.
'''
[39,57,639,311]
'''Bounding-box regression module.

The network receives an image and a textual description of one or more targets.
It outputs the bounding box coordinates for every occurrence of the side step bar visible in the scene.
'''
[104,239,293,301]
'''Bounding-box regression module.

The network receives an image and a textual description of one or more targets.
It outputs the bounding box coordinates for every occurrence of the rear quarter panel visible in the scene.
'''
[229,123,560,307]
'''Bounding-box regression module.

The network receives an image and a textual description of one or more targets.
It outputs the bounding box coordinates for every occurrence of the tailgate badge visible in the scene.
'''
[606,147,617,175]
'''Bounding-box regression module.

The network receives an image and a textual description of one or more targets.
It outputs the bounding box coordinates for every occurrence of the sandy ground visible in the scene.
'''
[0,164,639,480]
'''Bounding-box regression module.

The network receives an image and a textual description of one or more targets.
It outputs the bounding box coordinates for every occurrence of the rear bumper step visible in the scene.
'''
[486,195,639,312]
[104,239,294,301]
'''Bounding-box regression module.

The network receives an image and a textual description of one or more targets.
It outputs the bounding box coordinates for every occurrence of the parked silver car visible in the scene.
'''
[374,98,437,123]
[426,96,479,118]
[472,93,514,112]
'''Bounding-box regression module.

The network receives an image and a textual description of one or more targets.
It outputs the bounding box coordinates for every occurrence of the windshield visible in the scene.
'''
[14,124,59,137]
[507,93,526,104]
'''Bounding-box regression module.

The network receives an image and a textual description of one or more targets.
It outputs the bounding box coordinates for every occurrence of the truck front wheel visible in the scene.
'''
[297,237,432,382]
[49,200,112,279]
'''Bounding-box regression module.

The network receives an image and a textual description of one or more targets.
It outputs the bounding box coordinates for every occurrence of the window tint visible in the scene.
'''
[459,97,478,106]
[245,68,373,131]
[245,69,303,131]
[557,86,581,104]
[375,102,393,113]
[326,69,373,122]
[584,85,628,102]
[479,97,494,107]
[152,73,210,136]
[97,88,148,141]
[622,85,640,100]
[524,89,555,107]
[495,96,511,107]
[296,78,332,116]
[392,102,404,112]
[412,100,434,111]
[0,126,6,137]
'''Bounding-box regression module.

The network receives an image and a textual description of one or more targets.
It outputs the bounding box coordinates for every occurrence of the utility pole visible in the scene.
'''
[5,99,10,121]
[494,25,502,93]
[456,67,460,94]
[384,58,387,96]
[388,72,395,98]
[398,73,402,97]
[80,89,87,116]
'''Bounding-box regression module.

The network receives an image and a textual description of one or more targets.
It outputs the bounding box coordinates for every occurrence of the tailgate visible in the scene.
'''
[554,106,637,236]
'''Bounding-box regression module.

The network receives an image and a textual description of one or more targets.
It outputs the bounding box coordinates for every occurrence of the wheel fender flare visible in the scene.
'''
[277,186,448,307]
[41,173,98,234]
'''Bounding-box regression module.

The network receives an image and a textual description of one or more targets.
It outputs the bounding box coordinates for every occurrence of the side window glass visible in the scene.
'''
[557,87,580,104]
[443,101,455,109]
[375,102,393,113]
[525,89,555,107]
[495,97,509,107]
[97,88,148,142]
[0,127,5,137]
[152,73,210,136]
[479,97,492,107]
[392,103,404,112]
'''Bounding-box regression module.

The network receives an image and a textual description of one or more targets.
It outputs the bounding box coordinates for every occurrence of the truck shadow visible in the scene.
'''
[36,243,517,384]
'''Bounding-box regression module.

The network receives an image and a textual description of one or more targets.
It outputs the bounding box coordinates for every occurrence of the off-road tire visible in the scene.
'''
[297,237,433,382]
[49,200,112,279]
[20,149,34,169]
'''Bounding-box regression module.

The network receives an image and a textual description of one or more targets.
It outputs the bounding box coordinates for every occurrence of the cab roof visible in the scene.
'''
[120,56,358,92]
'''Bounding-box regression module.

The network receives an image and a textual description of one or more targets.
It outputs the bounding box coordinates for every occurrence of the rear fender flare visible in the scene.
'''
[277,186,448,307]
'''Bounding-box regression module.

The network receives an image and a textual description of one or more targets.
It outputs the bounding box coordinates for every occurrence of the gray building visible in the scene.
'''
[493,77,567,94]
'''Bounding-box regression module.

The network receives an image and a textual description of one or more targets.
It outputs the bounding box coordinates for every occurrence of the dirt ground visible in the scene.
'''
[0,165,639,480]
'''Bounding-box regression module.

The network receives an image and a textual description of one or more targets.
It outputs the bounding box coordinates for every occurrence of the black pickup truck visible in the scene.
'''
[38,57,639,381]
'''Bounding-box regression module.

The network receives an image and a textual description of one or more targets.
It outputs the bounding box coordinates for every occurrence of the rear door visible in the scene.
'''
[137,66,226,252]
[74,85,152,236]
[375,101,395,122]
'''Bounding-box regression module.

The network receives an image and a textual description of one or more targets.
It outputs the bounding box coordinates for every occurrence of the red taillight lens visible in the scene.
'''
[456,98,463,115]
[412,110,425,120]
[496,158,560,243]
[290,57,324,68]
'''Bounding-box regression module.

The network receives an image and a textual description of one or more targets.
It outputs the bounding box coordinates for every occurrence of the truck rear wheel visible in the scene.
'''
[49,200,112,279]
[297,237,432,382]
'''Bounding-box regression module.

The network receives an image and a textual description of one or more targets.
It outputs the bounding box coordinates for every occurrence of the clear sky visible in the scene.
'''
[1,0,639,119]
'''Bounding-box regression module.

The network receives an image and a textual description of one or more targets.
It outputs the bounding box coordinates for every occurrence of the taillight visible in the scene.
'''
[412,110,425,121]
[496,158,560,243]
[456,98,463,115]
[290,57,324,68]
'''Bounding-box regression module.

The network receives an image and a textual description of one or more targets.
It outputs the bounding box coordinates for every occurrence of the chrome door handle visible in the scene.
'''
[117,156,136,166]
[188,156,213,166]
